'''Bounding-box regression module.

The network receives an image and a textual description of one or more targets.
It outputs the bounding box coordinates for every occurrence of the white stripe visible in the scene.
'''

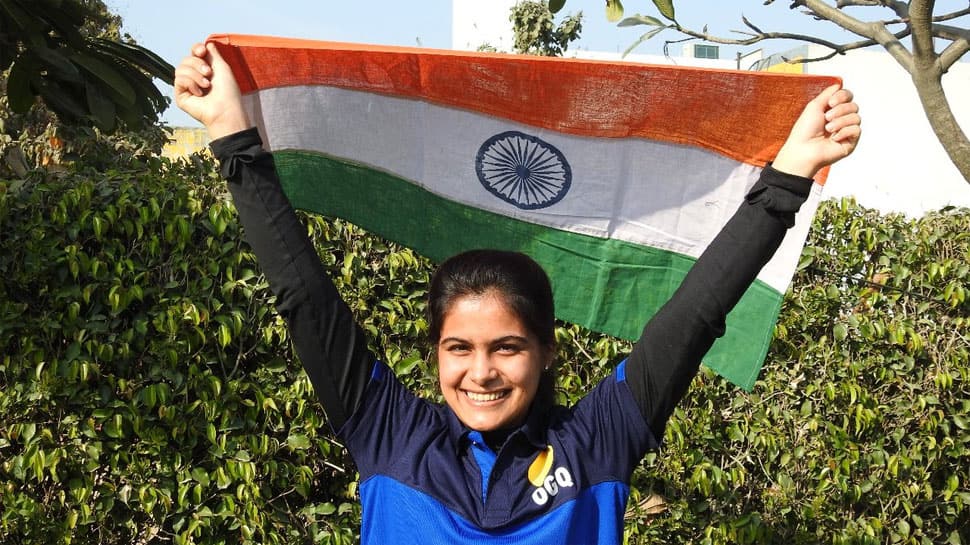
[244,86,817,292]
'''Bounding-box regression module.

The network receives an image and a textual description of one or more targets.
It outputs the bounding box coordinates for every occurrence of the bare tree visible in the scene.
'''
[555,0,970,183]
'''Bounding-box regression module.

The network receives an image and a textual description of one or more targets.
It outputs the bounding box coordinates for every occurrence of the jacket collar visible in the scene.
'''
[447,398,554,455]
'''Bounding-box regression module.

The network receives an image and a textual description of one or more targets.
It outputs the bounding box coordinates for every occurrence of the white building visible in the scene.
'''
[452,0,970,217]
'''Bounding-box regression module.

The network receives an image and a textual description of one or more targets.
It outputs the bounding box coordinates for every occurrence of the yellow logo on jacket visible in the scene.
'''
[528,445,574,506]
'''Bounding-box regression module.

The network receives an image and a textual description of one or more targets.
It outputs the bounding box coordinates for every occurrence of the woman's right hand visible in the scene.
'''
[174,42,251,140]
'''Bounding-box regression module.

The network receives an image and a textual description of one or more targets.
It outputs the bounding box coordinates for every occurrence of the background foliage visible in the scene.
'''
[1,151,968,544]
[1,0,172,180]
[510,0,584,57]
[0,0,174,133]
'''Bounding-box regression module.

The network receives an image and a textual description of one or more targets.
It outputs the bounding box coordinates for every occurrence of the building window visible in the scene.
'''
[694,44,719,59]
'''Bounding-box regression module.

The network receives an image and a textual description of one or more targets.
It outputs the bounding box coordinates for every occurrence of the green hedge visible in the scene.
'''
[1,158,967,544]
[624,200,970,544]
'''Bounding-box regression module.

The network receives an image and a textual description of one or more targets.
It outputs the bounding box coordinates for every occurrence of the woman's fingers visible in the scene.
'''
[826,87,854,107]
[174,64,207,96]
[825,112,862,137]
[174,49,216,97]
[830,120,862,147]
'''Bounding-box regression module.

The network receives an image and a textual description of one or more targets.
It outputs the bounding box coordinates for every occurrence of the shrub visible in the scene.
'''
[0,157,362,544]
[625,201,970,544]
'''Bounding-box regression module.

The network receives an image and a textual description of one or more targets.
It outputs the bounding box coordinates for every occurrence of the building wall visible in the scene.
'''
[451,0,970,216]
[794,45,970,216]
[452,0,515,52]
[162,127,210,159]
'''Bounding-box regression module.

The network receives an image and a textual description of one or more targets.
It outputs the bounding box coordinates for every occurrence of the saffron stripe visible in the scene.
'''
[208,33,839,171]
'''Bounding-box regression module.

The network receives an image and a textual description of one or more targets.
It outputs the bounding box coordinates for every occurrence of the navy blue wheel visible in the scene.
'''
[475,131,571,210]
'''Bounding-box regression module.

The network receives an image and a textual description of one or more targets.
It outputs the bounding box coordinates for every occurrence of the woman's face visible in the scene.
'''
[436,291,551,432]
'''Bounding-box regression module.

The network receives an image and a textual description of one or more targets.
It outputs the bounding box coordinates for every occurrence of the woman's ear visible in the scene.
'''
[543,343,557,371]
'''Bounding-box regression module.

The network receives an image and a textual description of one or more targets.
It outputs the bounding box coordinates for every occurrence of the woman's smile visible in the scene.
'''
[464,389,510,403]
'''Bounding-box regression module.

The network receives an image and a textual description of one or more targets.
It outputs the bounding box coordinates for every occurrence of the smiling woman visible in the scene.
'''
[430,250,556,437]
[173,38,860,544]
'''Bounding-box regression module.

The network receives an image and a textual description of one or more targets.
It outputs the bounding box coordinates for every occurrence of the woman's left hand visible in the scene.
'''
[773,84,862,179]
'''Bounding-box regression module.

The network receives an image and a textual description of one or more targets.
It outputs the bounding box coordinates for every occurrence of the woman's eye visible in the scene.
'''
[496,344,520,354]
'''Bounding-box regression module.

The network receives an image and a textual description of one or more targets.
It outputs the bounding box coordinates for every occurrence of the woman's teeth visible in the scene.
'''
[466,390,507,402]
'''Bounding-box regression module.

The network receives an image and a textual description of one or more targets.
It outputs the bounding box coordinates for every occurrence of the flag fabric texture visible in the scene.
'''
[209,34,837,390]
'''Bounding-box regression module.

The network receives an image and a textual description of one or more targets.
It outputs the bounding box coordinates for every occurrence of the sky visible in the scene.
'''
[105,0,865,126]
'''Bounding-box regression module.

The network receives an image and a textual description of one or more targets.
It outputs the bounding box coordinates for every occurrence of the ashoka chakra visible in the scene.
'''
[475,131,571,210]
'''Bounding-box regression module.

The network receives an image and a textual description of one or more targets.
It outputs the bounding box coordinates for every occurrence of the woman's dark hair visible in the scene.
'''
[428,249,557,407]
[429,249,554,346]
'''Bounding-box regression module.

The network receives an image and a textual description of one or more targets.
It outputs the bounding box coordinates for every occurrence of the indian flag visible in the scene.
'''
[208,34,837,390]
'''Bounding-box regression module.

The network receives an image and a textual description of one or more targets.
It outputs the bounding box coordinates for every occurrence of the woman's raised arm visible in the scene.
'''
[624,85,861,438]
[175,43,377,433]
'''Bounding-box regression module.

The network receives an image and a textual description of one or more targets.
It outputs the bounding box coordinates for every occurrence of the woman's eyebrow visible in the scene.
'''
[438,335,529,344]
[490,335,529,344]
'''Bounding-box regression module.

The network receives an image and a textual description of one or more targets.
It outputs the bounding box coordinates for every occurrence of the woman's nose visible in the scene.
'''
[468,353,498,384]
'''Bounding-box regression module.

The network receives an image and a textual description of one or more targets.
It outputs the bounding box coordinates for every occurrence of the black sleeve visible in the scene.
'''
[211,128,375,432]
[625,165,814,437]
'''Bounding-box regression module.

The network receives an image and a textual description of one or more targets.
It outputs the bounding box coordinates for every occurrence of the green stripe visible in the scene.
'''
[275,151,783,390]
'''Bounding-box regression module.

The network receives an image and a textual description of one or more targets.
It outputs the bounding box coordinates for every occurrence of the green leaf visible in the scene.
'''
[622,26,667,57]
[93,38,175,83]
[833,323,848,341]
[395,351,424,375]
[29,1,86,48]
[826,285,841,300]
[22,423,37,443]
[191,467,210,487]
[0,0,46,45]
[218,323,232,348]
[31,45,81,81]
[34,77,88,120]
[70,51,136,106]
[651,0,676,21]
[6,56,36,113]
[65,342,81,362]
[605,0,624,23]
[215,468,231,490]
[84,80,116,132]
[264,357,287,374]
[548,0,566,14]
[617,14,663,27]
[287,434,311,450]
[104,414,123,439]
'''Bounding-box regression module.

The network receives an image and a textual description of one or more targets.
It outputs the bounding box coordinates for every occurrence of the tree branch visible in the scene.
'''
[673,15,913,66]
[856,6,970,27]
[669,23,848,49]
[935,26,970,71]
[785,27,912,62]
[933,23,970,42]
[801,0,914,71]
[933,6,970,23]
[796,0,880,36]
[910,0,938,72]
[878,1,912,20]
[835,0,883,7]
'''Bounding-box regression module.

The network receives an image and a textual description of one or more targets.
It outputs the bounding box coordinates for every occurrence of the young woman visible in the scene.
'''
[175,42,860,544]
